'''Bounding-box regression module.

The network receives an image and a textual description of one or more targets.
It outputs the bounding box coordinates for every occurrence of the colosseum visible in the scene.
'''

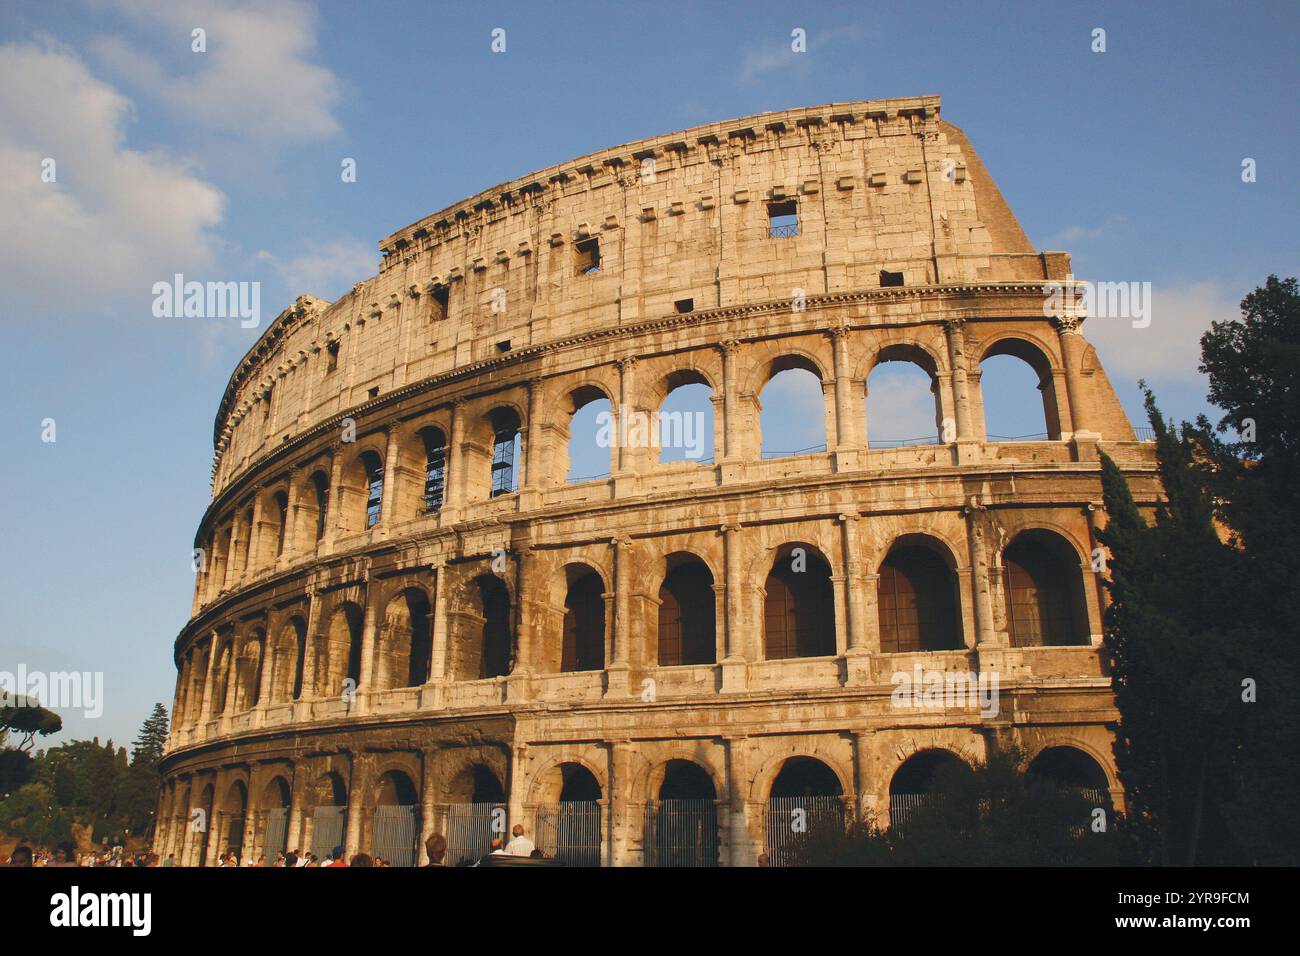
[155,95,1160,866]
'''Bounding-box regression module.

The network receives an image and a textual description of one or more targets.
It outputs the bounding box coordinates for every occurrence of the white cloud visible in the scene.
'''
[0,40,224,316]
[1084,281,1236,384]
[259,238,374,301]
[92,0,341,143]
[866,366,940,442]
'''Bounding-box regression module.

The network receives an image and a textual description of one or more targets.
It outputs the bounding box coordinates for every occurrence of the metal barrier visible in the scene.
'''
[765,795,847,866]
[644,799,720,867]
[535,802,601,866]
[310,805,347,860]
[372,804,418,866]
[442,802,507,866]
[263,808,288,858]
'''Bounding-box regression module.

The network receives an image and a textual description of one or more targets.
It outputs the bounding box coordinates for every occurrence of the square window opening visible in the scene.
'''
[575,238,601,276]
[768,200,799,239]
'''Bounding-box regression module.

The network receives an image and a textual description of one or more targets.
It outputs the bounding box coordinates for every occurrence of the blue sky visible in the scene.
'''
[1,0,1296,748]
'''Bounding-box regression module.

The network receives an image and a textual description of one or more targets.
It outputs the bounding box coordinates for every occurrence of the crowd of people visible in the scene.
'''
[4,823,548,867]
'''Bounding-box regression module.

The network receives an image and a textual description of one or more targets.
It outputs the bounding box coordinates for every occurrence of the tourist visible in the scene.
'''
[488,836,506,855]
[424,833,447,866]
[51,843,77,867]
[8,845,33,867]
[284,851,298,868]
[162,853,174,867]
[504,824,535,857]
[350,853,373,867]
[327,845,348,867]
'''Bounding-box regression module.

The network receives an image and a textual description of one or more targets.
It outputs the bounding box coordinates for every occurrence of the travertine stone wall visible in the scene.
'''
[158,97,1155,867]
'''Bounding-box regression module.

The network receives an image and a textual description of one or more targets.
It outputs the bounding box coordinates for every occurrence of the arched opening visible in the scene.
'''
[372,770,420,867]
[648,760,719,867]
[564,386,614,482]
[221,781,248,861]
[878,539,963,653]
[1002,531,1089,647]
[763,545,836,659]
[443,764,507,866]
[767,757,846,866]
[979,340,1061,441]
[420,427,447,513]
[536,763,603,866]
[309,470,330,543]
[658,372,714,465]
[866,346,942,448]
[657,556,716,666]
[560,569,605,672]
[233,631,264,712]
[309,772,348,862]
[260,777,291,859]
[488,407,522,498]
[272,490,289,556]
[453,575,512,680]
[760,357,826,459]
[1029,747,1112,809]
[378,589,433,690]
[319,603,363,698]
[360,450,384,527]
[889,750,972,830]
[272,616,307,704]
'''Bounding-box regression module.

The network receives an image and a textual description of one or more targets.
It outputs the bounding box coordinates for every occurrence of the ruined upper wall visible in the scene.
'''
[211,95,1066,495]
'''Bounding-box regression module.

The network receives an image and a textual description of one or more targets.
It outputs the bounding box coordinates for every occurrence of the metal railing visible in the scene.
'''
[372,805,418,866]
[263,808,288,858]
[535,801,602,866]
[761,442,827,460]
[441,802,508,866]
[868,435,943,449]
[644,799,720,867]
[310,806,346,860]
[769,222,800,239]
[766,795,847,866]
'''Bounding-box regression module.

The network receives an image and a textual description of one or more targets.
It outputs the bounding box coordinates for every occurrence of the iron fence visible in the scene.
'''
[310,806,347,860]
[441,802,508,866]
[765,795,848,866]
[263,808,288,858]
[535,801,602,866]
[372,805,419,866]
[644,799,720,867]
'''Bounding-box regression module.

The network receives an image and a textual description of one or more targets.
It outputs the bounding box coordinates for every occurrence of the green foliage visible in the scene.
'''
[0,704,169,847]
[0,693,63,752]
[791,749,1138,866]
[1095,275,1300,865]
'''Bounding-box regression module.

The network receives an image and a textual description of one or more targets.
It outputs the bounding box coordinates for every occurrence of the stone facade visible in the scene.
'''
[156,96,1159,866]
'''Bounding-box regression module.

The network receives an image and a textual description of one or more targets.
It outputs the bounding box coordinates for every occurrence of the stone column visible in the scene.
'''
[520,380,543,507]
[201,634,221,729]
[725,737,756,866]
[323,451,344,549]
[605,536,632,697]
[378,425,400,530]
[280,469,300,565]
[966,501,1006,673]
[285,762,304,858]
[852,731,874,823]
[445,400,467,519]
[419,752,437,865]
[607,739,633,867]
[944,318,980,463]
[422,563,449,708]
[720,524,747,692]
[220,639,238,724]
[344,753,369,858]
[507,546,535,703]
[840,514,872,683]
[719,340,740,464]
[355,586,380,712]
[829,328,859,467]
[203,772,225,866]
[254,626,274,724]
[1055,314,1097,438]
[295,590,322,721]
[612,359,639,495]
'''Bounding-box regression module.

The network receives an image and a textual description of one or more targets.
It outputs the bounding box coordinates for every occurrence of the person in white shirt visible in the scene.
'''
[504,824,536,857]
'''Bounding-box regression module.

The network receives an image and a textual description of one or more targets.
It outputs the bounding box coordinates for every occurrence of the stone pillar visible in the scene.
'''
[605,536,632,697]
[254,627,274,723]
[201,634,221,728]
[1082,502,1106,644]
[295,590,322,720]
[378,425,400,529]
[280,469,300,565]
[719,340,740,466]
[1055,314,1096,438]
[446,400,466,519]
[223,518,244,590]
[840,514,872,683]
[944,317,980,463]
[507,546,535,703]
[323,451,344,549]
[355,587,380,713]
[203,772,225,866]
[830,328,859,468]
[720,524,747,692]
[422,563,449,708]
[344,753,369,858]
[285,762,304,858]
[966,501,1005,667]
[220,639,238,725]
[607,739,633,867]
[612,358,639,495]
[852,731,874,823]
[506,741,528,844]
[725,737,756,866]
[520,380,543,507]
[419,752,437,865]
